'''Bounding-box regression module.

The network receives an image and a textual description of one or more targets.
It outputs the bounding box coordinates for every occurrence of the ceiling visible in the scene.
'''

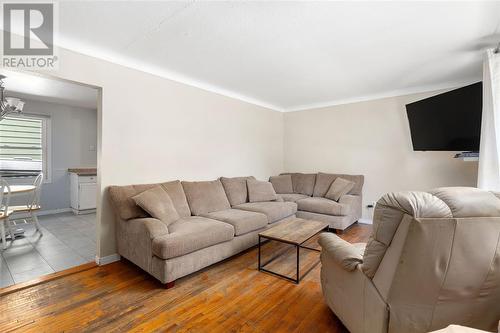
[54,2,500,110]
[0,69,98,109]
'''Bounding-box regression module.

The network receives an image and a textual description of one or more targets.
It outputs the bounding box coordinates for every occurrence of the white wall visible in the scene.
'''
[17,46,476,257]
[16,99,97,212]
[40,47,284,258]
[283,91,478,220]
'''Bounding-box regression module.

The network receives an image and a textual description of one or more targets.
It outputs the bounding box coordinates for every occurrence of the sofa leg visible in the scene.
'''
[164,281,175,289]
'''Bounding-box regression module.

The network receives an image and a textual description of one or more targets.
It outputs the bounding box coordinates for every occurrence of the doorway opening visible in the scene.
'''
[0,70,101,288]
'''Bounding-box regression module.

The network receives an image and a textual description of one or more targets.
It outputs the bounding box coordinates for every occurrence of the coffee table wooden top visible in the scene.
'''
[259,218,329,245]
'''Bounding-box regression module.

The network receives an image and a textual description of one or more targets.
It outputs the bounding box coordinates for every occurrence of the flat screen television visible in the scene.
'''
[406,82,482,151]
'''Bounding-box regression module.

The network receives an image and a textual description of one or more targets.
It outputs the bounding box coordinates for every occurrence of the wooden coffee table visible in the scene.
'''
[258,217,329,284]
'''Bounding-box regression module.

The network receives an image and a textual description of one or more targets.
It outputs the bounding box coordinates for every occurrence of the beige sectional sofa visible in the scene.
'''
[270,172,364,231]
[108,176,299,286]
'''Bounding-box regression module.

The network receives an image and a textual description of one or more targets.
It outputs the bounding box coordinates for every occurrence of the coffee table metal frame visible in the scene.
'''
[257,226,329,284]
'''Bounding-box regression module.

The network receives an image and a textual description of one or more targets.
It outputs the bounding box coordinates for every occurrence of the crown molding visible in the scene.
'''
[284,77,482,112]
[58,39,480,114]
[57,39,285,112]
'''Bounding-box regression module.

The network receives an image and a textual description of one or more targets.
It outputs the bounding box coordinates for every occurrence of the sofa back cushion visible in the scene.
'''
[220,176,255,206]
[182,179,231,215]
[313,172,364,197]
[429,187,500,218]
[247,179,278,202]
[108,180,191,221]
[280,173,316,196]
[161,181,191,218]
[362,191,453,278]
[269,175,293,194]
[132,186,180,226]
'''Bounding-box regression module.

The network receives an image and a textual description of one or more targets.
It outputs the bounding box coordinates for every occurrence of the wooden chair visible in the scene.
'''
[0,179,13,249]
[8,173,44,236]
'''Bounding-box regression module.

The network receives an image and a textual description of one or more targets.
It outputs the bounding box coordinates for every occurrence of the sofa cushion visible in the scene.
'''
[182,180,231,215]
[108,180,190,220]
[234,201,297,223]
[269,175,293,194]
[325,177,355,201]
[281,173,317,196]
[152,216,234,259]
[277,193,310,202]
[132,186,179,226]
[247,179,278,203]
[297,197,349,216]
[220,176,255,206]
[201,209,268,236]
[161,181,191,218]
[313,172,364,197]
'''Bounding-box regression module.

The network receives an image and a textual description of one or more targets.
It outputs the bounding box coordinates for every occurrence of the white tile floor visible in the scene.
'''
[0,212,96,288]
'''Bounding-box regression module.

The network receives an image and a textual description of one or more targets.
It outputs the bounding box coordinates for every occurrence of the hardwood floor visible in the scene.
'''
[0,223,372,333]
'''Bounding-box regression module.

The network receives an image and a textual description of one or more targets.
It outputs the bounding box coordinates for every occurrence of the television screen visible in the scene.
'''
[406,82,482,151]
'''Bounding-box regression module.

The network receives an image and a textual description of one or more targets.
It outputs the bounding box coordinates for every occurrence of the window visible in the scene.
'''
[0,115,51,181]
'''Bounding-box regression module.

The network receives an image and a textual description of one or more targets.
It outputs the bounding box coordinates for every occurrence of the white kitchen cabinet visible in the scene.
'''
[70,172,97,214]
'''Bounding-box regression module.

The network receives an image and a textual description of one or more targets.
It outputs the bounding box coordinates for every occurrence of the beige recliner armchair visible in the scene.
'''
[319,187,500,333]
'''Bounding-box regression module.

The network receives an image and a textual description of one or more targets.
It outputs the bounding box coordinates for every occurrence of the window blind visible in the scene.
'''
[0,116,43,172]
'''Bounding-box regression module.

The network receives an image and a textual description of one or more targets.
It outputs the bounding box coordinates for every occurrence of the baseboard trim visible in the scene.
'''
[358,218,373,225]
[71,208,96,215]
[38,208,72,216]
[95,254,121,265]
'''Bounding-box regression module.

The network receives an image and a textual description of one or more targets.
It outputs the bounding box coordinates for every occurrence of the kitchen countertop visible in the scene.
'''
[68,168,97,176]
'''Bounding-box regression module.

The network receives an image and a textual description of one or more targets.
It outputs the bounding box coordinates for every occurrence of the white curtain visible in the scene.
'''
[478,49,500,190]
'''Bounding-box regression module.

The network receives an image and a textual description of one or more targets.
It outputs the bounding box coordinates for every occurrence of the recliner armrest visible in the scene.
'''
[319,232,363,271]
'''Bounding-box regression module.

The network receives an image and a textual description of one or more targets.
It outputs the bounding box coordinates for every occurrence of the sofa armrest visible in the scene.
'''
[134,217,169,239]
[125,217,169,240]
[117,217,169,272]
[339,194,362,220]
[319,232,363,271]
